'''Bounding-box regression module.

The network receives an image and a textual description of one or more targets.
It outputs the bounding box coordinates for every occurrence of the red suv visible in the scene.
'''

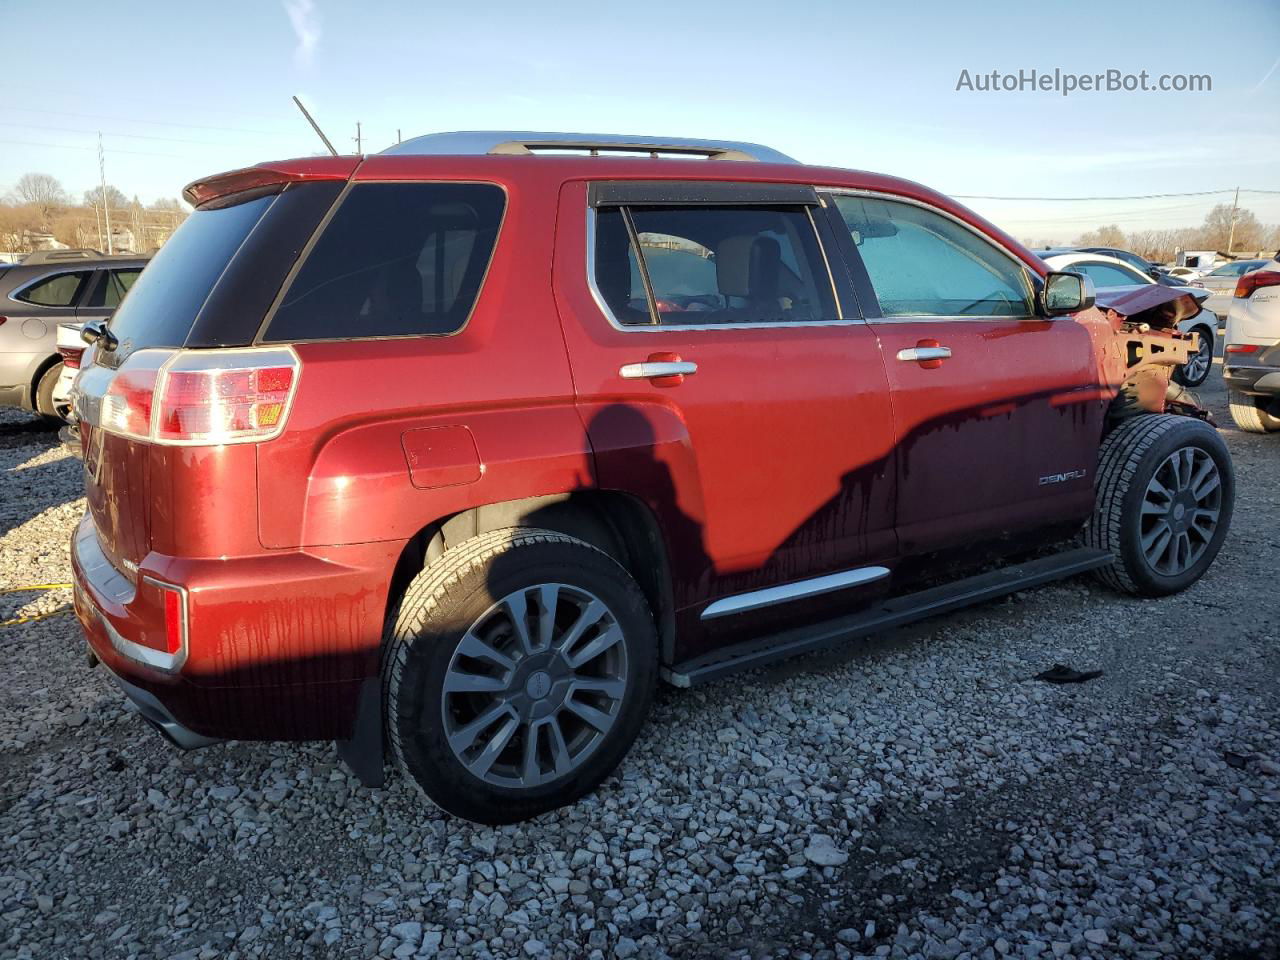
[71,132,1234,823]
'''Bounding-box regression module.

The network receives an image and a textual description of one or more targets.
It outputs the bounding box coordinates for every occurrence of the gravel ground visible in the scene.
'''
[1,369,1277,960]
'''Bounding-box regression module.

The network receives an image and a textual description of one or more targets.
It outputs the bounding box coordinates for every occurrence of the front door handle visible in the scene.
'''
[620,352,697,385]
[896,340,951,369]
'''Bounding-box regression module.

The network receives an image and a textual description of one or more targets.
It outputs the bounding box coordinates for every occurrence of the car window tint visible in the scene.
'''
[594,204,834,326]
[88,268,143,309]
[266,182,505,341]
[833,196,1032,318]
[16,270,90,307]
[1073,262,1144,287]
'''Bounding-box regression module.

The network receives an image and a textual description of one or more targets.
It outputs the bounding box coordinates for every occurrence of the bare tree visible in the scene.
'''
[1200,203,1263,252]
[11,173,68,224]
[1075,224,1126,247]
[83,184,128,211]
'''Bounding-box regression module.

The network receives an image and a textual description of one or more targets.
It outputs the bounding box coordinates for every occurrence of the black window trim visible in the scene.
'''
[255,178,510,345]
[8,268,94,308]
[821,188,1042,324]
[585,191,859,334]
[589,180,819,208]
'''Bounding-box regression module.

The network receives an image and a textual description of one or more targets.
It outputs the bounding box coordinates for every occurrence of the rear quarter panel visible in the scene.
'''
[256,160,593,549]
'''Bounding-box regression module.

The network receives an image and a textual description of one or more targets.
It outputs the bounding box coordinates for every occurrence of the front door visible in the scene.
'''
[552,181,899,645]
[824,192,1101,555]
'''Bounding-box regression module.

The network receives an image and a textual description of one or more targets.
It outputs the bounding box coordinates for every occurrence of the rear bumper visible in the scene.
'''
[1223,363,1280,396]
[71,514,403,741]
[96,652,222,750]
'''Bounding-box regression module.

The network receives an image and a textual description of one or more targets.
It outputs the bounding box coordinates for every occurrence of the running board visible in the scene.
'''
[662,547,1113,688]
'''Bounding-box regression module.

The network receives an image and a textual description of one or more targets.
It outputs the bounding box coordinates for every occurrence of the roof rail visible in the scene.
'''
[381,131,797,164]
[20,248,103,264]
[20,249,149,265]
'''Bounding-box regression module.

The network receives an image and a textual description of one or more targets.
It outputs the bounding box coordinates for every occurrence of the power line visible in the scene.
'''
[0,106,294,138]
[954,188,1280,201]
[0,138,187,159]
[0,120,262,147]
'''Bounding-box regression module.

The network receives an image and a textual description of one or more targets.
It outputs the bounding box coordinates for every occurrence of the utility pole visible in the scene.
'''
[98,133,113,255]
[1226,186,1240,255]
[354,121,363,154]
[397,128,402,144]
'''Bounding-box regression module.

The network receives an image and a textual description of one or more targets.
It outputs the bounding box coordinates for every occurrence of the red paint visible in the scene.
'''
[72,150,1119,742]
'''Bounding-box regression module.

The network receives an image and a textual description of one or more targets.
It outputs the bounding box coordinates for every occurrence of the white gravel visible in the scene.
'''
[1,371,1277,960]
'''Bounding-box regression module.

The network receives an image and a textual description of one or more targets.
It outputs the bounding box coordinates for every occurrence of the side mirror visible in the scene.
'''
[1041,271,1095,316]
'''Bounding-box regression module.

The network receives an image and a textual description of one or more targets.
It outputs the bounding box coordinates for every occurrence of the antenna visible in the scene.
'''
[291,95,339,156]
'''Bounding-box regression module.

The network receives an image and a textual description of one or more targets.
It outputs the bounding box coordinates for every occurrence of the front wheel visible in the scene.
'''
[34,362,64,424]
[1172,327,1213,387]
[1087,414,1234,596]
[383,528,657,823]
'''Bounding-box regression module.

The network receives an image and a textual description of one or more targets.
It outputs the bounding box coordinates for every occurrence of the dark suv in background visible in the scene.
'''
[0,249,148,421]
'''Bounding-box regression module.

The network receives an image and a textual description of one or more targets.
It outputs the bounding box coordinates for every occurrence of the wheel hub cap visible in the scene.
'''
[440,583,629,788]
[1140,447,1222,576]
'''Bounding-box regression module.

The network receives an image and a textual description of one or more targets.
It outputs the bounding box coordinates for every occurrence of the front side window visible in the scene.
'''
[266,182,505,341]
[16,270,90,307]
[593,204,835,326]
[1072,261,1146,288]
[833,195,1033,318]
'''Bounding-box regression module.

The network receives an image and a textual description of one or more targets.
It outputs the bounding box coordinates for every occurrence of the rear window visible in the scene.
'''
[263,182,506,342]
[87,268,143,309]
[104,194,275,354]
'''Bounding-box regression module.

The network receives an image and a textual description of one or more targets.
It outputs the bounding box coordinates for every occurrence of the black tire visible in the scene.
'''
[1172,326,1213,387]
[1087,414,1234,596]
[34,362,64,424]
[1228,389,1280,434]
[383,527,657,823]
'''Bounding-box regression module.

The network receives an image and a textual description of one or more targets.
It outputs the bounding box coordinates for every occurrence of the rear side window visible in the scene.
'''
[105,194,276,354]
[87,268,143,308]
[16,271,91,306]
[1073,261,1144,288]
[264,182,506,342]
[833,195,1033,318]
[593,205,834,326]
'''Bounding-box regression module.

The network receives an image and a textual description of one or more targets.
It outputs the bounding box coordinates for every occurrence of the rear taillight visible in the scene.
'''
[58,346,85,369]
[1225,344,1261,355]
[98,347,300,445]
[1234,270,1280,299]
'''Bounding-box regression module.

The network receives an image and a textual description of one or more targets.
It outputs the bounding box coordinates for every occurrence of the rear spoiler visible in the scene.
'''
[182,157,361,208]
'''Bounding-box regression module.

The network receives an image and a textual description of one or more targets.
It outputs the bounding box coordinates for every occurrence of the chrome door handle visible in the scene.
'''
[619,361,698,379]
[896,346,952,362]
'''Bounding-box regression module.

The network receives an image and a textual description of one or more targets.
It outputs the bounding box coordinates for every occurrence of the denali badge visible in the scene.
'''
[1039,469,1087,486]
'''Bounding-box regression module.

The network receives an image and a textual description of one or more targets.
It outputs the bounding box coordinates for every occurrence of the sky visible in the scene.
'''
[2,0,1278,244]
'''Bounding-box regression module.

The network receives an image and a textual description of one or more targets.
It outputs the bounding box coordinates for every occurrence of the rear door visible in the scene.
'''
[824,192,1101,556]
[554,180,898,631]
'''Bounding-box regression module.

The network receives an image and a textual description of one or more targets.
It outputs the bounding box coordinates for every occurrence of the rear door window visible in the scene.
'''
[15,270,91,306]
[87,268,143,309]
[832,195,1033,318]
[593,205,835,326]
[264,182,506,341]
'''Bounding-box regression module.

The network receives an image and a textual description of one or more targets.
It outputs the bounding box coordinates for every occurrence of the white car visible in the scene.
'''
[51,322,86,422]
[1223,258,1280,433]
[1040,252,1218,388]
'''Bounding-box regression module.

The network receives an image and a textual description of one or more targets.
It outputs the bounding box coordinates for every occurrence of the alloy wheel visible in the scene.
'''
[1181,331,1212,384]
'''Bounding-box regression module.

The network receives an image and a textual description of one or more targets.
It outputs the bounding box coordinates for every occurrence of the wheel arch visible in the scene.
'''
[386,491,677,664]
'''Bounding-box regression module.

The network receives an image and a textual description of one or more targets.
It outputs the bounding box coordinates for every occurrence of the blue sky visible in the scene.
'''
[2,0,1278,242]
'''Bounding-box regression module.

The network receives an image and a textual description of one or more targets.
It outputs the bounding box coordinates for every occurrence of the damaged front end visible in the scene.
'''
[1090,285,1215,427]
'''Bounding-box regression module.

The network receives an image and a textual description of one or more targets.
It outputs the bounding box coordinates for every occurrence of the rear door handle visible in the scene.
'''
[896,346,952,362]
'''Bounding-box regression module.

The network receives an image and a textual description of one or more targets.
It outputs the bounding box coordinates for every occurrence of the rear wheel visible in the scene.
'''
[1087,414,1234,596]
[1228,389,1280,433]
[1172,327,1213,387]
[34,362,64,424]
[383,528,657,823]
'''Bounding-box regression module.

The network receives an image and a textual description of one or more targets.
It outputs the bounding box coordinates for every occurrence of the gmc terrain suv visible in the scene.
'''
[71,132,1234,823]
[0,249,147,421]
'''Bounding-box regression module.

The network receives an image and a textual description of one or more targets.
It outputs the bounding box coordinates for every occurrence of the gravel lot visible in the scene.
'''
[1,369,1276,960]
